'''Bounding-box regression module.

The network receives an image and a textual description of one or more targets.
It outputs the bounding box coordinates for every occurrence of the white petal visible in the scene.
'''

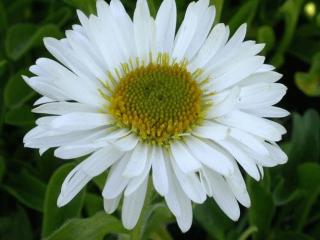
[218,110,284,142]
[205,167,240,220]
[33,96,56,105]
[225,160,251,207]
[122,177,148,230]
[264,142,288,164]
[125,154,151,196]
[246,106,290,118]
[81,145,124,177]
[171,158,206,203]
[102,153,131,199]
[240,71,283,86]
[123,143,148,178]
[51,112,110,131]
[229,128,269,156]
[238,83,287,109]
[32,102,98,115]
[193,120,228,141]
[171,141,201,173]
[58,162,91,207]
[103,195,121,214]
[172,3,198,60]
[207,87,240,118]
[155,0,176,53]
[134,0,153,61]
[185,4,215,59]
[54,145,98,159]
[219,139,260,180]
[176,196,192,233]
[191,23,228,69]
[209,56,265,92]
[152,146,169,196]
[185,136,234,175]
[112,134,139,152]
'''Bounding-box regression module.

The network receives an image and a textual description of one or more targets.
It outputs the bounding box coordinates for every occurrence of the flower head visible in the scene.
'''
[23,0,288,232]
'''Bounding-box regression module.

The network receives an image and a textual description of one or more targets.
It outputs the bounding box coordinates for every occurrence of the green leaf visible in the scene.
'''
[45,211,127,240]
[84,193,103,217]
[194,199,234,240]
[295,53,320,96]
[285,110,320,173]
[5,23,62,60]
[4,105,35,126]
[0,207,33,240]
[4,70,35,108]
[3,170,46,212]
[141,203,173,240]
[294,163,320,230]
[228,0,259,33]
[257,26,275,55]
[298,163,320,191]
[248,179,275,240]
[42,163,86,238]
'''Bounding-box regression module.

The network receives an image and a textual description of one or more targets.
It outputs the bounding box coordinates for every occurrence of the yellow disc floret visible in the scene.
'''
[107,55,205,145]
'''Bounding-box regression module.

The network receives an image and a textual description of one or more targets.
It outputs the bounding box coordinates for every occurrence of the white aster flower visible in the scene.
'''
[23,0,289,232]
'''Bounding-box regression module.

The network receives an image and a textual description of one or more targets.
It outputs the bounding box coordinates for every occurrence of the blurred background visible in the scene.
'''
[0,0,320,239]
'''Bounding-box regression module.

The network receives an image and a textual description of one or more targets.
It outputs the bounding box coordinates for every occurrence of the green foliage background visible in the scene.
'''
[0,0,320,239]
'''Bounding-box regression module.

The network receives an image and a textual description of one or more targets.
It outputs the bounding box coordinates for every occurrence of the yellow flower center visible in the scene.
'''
[106,54,206,145]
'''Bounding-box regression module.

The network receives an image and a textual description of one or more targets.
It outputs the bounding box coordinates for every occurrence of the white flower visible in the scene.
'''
[23,0,288,232]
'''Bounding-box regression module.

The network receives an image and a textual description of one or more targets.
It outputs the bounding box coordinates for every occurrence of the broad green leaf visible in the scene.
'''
[228,0,259,33]
[84,193,103,217]
[194,199,234,240]
[295,163,320,230]
[45,211,127,240]
[257,26,275,55]
[295,53,320,96]
[5,23,62,60]
[4,105,35,126]
[3,170,46,212]
[141,203,173,240]
[0,207,33,240]
[4,70,35,108]
[248,179,275,240]
[42,163,86,238]
[285,110,320,174]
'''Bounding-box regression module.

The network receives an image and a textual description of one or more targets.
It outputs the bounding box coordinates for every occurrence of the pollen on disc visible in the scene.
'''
[108,55,203,145]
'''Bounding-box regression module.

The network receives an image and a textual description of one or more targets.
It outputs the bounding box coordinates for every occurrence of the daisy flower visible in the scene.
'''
[23,0,288,232]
